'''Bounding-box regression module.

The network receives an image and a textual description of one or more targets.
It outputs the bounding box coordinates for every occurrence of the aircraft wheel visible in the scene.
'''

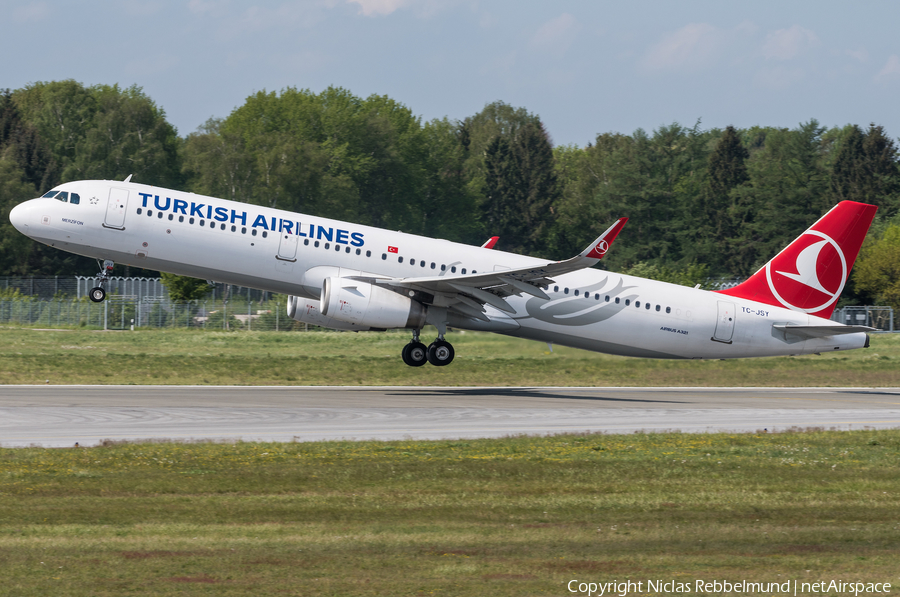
[402,342,428,367]
[89,287,106,303]
[426,339,455,366]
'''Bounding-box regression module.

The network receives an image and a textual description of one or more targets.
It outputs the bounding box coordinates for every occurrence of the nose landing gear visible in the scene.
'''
[88,259,114,303]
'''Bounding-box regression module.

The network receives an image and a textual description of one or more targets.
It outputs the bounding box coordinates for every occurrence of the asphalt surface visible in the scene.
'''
[1,386,899,447]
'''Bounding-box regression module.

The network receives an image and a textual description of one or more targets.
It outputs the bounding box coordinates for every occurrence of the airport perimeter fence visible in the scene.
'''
[1,297,895,333]
[1,276,274,303]
[831,306,895,332]
[0,298,312,331]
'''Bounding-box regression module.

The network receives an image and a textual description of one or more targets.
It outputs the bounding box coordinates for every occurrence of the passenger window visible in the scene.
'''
[421,261,426,268]
[451,266,457,273]
[189,217,195,224]
[366,250,371,257]
[70,193,80,205]
[148,210,153,217]
[303,238,309,245]
[636,301,640,308]
[252,229,257,236]
[554,286,559,292]
[625,299,631,306]
[241,227,246,233]
[345,247,350,253]
[200,220,205,227]
[666,307,671,314]
[645,303,651,310]
[398,256,404,263]
[158,212,164,219]
[382,253,387,260]
[179,216,184,223]
[461,268,466,274]
[410,259,415,266]
[605,295,610,302]
[168,214,174,221]
[564,288,569,294]
[219,223,224,230]
[137,208,142,215]
[231,225,236,232]
[430,262,435,269]
[615,297,620,304]
[441,264,446,271]
[262,231,268,238]
[655,305,661,311]
[314,241,319,247]
[335,245,341,251]
[356,248,361,255]
[574,289,579,296]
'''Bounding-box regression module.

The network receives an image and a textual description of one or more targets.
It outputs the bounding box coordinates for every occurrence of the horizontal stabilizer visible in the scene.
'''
[772,323,875,339]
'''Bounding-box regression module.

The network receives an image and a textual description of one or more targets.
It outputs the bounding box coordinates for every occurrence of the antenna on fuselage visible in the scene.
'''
[123,174,133,183]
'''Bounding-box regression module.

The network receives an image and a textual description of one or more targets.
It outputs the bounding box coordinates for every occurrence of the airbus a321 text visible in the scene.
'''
[9,178,878,366]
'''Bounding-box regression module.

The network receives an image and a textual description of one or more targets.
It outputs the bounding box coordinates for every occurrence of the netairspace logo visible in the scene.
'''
[567,579,892,596]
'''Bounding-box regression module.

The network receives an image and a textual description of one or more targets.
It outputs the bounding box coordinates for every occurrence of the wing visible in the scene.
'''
[351,218,627,321]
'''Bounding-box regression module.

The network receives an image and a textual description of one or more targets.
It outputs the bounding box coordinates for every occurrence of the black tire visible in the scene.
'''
[89,287,106,303]
[426,339,455,366]
[402,342,428,367]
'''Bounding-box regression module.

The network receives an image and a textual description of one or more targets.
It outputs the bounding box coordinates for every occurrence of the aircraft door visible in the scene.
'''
[104,188,129,229]
[713,301,735,343]
[276,232,298,262]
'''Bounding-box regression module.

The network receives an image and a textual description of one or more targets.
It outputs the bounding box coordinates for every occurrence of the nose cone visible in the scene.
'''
[9,200,33,235]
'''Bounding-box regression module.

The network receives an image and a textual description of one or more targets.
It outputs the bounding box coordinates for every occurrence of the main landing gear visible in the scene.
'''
[402,330,455,367]
[88,259,114,303]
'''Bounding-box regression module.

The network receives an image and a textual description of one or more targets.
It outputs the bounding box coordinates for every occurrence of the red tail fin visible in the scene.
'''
[716,201,878,318]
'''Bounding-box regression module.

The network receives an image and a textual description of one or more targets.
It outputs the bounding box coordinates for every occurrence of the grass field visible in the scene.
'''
[1,326,900,386]
[1,430,898,596]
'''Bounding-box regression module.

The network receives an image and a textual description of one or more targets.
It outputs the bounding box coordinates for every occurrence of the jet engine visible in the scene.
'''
[286,295,370,331]
[320,277,427,329]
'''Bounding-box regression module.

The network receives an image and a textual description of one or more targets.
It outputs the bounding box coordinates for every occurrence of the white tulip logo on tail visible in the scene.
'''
[765,230,847,314]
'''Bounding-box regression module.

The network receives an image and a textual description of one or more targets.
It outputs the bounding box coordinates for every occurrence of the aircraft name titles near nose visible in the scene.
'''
[137,192,366,246]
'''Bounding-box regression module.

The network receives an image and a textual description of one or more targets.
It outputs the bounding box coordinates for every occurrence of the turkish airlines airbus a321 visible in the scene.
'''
[9,178,878,366]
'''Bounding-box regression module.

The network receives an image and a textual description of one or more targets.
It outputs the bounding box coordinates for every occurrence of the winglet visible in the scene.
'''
[580,217,628,261]
[481,236,499,249]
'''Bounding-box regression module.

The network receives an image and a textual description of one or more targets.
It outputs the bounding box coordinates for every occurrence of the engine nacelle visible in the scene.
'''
[286,295,371,331]
[320,277,427,329]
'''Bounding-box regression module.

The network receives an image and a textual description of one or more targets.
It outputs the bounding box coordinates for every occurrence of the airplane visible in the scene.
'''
[8,178,878,366]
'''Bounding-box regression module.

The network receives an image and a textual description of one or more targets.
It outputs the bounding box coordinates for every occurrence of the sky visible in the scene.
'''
[3,0,900,146]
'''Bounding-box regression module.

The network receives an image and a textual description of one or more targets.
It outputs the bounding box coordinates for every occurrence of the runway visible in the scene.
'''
[1,386,899,447]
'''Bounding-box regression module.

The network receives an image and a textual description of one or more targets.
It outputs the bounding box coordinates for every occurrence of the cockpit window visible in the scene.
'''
[43,190,79,203]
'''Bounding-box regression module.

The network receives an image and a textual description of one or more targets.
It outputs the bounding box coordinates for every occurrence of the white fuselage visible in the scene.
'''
[10,180,867,359]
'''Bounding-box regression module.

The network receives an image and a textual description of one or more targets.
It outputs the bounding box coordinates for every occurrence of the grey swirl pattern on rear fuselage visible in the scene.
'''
[519,276,638,326]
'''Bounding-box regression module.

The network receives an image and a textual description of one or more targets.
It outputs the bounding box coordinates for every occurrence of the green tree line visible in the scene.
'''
[1,80,898,310]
